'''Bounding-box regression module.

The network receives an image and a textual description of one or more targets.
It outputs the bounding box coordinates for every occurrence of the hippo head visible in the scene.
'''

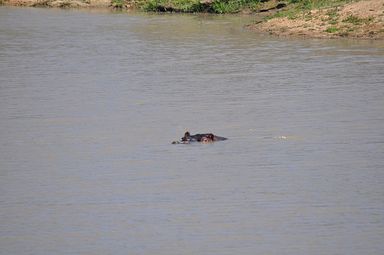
[181,131,191,142]
[201,134,215,143]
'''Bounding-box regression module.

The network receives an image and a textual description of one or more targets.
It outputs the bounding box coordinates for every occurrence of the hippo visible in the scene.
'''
[172,131,227,144]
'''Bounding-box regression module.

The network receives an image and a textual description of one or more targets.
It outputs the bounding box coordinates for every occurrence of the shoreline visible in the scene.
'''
[1,0,112,8]
[2,0,383,40]
[249,0,384,40]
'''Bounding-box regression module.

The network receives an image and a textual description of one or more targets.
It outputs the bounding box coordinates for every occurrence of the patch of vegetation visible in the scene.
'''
[143,0,262,13]
[325,8,339,24]
[267,7,299,19]
[342,14,374,25]
[138,0,362,14]
[144,0,199,12]
[57,0,73,7]
[325,26,338,32]
[213,0,261,13]
[326,8,338,18]
[111,0,125,8]
[290,0,354,10]
[31,0,50,7]
[342,14,362,24]
[212,0,244,13]
[269,0,354,20]
[304,11,313,20]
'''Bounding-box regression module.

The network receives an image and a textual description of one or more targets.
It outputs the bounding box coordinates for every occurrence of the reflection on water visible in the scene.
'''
[1,6,384,255]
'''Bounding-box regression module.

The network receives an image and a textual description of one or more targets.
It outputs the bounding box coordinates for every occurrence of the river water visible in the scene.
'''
[1,6,384,255]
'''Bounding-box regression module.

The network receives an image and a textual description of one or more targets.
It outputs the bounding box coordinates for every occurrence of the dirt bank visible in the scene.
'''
[251,0,384,39]
[1,0,112,8]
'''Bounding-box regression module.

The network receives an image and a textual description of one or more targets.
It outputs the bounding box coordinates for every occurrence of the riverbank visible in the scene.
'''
[0,0,287,11]
[250,0,384,39]
[2,0,383,39]
[1,0,111,8]
[3,0,108,8]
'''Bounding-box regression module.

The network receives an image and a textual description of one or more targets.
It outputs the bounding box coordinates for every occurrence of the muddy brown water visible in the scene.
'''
[1,6,384,255]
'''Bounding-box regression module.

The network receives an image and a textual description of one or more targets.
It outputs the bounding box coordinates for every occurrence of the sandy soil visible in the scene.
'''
[2,0,111,8]
[251,0,384,39]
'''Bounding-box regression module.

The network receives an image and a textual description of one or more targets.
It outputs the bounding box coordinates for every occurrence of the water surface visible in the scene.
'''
[1,6,384,255]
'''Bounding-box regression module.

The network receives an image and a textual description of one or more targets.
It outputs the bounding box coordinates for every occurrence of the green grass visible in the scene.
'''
[342,14,374,24]
[141,0,358,14]
[325,8,339,24]
[267,8,299,19]
[269,0,354,20]
[212,0,242,13]
[290,0,355,9]
[325,26,338,32]
[214,0,262,13]
[143,0,262,13]
[111,0,125,8]
[143,0,206,12]
[342,14,363,24]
